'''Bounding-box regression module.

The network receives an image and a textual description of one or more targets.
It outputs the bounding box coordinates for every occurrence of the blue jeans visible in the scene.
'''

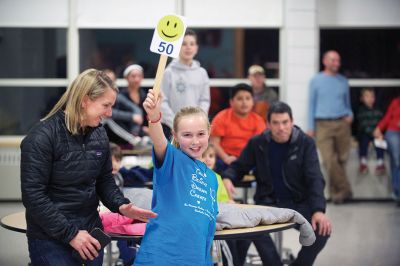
[385,131,400,199]
[28,238,104,266]
[117,240,137,265]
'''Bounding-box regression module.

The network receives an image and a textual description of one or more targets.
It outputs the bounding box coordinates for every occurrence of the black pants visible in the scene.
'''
[225,202,329,266]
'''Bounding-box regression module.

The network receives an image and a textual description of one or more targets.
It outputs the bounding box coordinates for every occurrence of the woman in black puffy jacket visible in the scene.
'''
[20,69,157,266]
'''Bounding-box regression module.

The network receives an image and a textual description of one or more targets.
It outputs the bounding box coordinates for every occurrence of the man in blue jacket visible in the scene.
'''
[223,101,331,266]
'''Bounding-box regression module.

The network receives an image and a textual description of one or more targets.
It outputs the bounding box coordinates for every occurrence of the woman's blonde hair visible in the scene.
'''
[42,69,118,135]
[171,106,210,148]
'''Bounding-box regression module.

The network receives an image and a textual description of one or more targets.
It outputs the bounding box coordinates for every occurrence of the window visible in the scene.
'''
[79,29,158,78]
[0,28,67,78]
[79,28,280,79]
[243,29,279,78]
[0,87,66,135]
[320,29,400,78]
[79,28,280,118]
[0,27,280,135]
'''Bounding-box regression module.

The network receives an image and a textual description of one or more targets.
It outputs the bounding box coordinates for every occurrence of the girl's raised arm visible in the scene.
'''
[143,89,168,163]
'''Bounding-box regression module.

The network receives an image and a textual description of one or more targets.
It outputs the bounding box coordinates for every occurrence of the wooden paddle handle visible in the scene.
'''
[153,54,168,99]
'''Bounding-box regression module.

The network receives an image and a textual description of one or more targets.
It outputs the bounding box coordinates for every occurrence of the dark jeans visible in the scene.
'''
[226,201,329,266]
[358,133,384,159]
[117,240,137,265]
[28,238,104,266]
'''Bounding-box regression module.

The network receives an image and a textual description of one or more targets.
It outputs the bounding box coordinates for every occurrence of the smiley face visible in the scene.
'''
[157,15,185,42]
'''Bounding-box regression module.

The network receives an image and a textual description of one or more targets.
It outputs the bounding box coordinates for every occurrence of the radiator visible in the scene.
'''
[0,148,21,200]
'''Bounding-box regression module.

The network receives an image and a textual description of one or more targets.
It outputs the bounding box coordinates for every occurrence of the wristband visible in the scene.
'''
[147,112,162,123]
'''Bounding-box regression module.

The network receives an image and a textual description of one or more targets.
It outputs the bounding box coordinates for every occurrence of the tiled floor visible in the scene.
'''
[257,201,400,266]
[1,146,399,266]
[0,202,28,266]
[1,201,399,266]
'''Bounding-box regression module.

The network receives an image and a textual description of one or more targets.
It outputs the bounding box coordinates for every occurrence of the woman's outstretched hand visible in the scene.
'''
[119,203,158,223]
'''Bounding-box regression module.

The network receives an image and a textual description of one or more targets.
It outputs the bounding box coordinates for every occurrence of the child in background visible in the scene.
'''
[202,144,234,203]
[201,144,236,266]
[211,83,266,173]
[111,142,153,189]
[356,88,385,175]
[160,29,210,139]
[134,89,218,266]
[109,143,137,266]
[110,143,124,189]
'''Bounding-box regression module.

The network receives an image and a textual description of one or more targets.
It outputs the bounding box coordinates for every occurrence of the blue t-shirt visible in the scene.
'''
[134,143,218,266]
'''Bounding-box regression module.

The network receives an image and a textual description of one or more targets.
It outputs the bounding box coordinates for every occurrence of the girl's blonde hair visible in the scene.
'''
[42,69,118,135]
[171,106,210,148]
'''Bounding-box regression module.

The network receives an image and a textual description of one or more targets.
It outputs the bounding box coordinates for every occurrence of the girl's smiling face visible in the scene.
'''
[173,114,209,160]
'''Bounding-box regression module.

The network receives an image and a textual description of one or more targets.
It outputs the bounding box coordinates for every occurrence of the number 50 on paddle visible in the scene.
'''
[150,14,187,98]
[150,14,187,58]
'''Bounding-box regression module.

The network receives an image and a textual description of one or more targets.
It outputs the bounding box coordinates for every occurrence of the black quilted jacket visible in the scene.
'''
[20,110,129,244]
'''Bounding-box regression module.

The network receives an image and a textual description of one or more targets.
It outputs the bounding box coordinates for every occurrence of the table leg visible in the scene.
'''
[273,231,283,259]
[106,242,112,266]
[214,240,222,266]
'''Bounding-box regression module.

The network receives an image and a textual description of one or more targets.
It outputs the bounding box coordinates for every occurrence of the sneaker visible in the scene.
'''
[359,163,369,175]
[114,259,124,266]
[375,164,386,176]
